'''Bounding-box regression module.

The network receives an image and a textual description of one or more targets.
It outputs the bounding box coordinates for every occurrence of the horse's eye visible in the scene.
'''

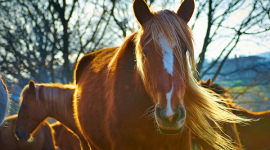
[183,48,187,55]
[143,49,148,57]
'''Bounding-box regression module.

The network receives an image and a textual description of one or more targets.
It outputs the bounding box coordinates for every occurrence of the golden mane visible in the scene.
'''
[21,83,75,115]
[135,9,195,81]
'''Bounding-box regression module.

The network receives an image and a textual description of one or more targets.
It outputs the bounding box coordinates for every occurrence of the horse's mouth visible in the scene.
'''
[158,126,183,134]
[15,130,31,141]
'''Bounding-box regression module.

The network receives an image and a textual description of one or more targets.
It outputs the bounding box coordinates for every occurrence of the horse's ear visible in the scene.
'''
[133,0,153,26]
[29,80,36,93]
[205,79,212,86]
[177,0,195,23]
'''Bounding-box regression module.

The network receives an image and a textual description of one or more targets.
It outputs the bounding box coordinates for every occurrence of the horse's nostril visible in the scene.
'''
[156,106,166,121]
[156,107,162,119]
[175,106,186,122]
[174,113,180,121]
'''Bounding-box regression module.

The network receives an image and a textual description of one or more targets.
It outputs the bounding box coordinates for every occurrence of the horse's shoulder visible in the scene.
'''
[74,47,119,84]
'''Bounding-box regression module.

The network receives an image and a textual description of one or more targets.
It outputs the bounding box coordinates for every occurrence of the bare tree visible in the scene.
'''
[0,0,269,88]
[192,0,270,81]
[0,0,117,85]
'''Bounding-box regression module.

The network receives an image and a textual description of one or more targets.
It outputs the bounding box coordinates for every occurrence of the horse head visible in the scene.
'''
[133,0,195,134]
[15,80,47,141]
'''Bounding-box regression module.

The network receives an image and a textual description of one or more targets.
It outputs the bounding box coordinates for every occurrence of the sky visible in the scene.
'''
[173,0,270,60]
[67,0,270,62]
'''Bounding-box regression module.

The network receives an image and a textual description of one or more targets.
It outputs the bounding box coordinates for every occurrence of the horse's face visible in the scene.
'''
[133,0,194,134]
[15,81,47,141]
[141,35,188,134]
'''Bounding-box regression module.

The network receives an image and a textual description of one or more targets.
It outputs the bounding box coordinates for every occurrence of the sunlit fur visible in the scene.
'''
[20,83,75,116]
[133,10,250,150]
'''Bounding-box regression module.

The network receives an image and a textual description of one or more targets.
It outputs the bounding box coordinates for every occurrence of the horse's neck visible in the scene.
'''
[43,89,76,131]
[108,38,154,114]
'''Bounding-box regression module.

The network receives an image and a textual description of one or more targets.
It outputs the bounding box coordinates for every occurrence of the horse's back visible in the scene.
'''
[0,78,8,125]
[232,107,270,149]
[74,47,118,84]
[51,122,62,141]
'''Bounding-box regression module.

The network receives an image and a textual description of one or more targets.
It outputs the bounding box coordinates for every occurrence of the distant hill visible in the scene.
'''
[202,53,270,86]
[258,51,270,60]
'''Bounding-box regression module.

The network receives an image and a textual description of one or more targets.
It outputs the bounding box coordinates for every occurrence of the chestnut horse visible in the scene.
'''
[51,122,81,150]
[0,78,9,125]
[74,0,250,149]
[15,81,90,150]
[200,79,270,150]
[0,114,56,150]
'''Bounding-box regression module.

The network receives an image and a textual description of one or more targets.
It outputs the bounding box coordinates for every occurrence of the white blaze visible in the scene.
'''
[160,37,174,117]
[160,37,174,75]
[166,87,174,117]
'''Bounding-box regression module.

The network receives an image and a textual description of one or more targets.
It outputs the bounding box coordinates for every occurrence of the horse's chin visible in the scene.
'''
[158,126,183,134]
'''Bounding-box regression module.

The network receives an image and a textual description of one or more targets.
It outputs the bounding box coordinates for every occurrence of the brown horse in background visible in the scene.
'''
[230,102,270,149]
[14,81,90,150]
[74,0,249,149]
[200,79,270,150]
[0,114,56,150]
[51,122,81,150]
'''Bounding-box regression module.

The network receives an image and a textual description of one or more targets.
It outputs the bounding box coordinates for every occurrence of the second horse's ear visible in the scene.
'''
[205,79,212,86]
[177,0,195,23]
[133,0,153,26]
[29,80,36,93]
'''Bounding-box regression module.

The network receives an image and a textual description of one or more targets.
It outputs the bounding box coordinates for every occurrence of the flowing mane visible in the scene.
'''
[20,83,75,115]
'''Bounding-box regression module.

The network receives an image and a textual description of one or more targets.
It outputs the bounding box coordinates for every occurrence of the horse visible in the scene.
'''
[14,81,90,150]
[73,0,250,149]
[0,114,56,150]
[51,122,81,150]
[0,78,9,125]
[199,79,270,150]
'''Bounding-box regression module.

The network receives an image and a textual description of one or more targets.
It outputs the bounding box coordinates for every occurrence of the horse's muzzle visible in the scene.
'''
[155,103,186,134]
[15,129,30,141]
